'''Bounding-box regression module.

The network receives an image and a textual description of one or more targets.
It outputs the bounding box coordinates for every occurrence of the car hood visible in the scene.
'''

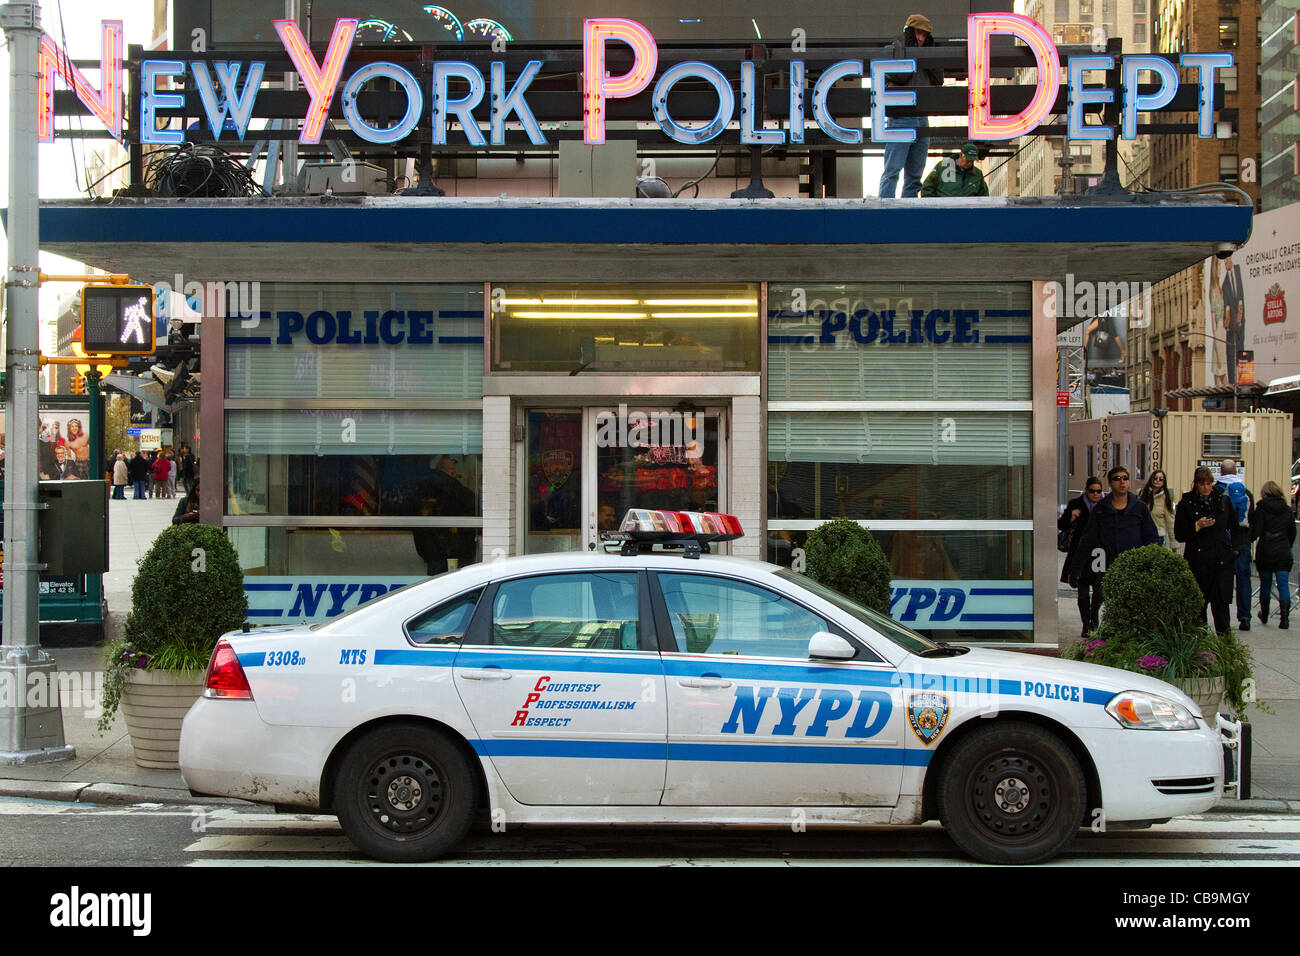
[905,646,1204,715]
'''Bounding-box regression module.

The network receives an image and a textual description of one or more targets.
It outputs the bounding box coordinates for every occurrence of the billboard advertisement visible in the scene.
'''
[1207,205,1300,388]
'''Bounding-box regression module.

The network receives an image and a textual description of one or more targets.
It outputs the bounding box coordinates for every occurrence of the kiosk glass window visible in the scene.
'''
[490,283,759,373]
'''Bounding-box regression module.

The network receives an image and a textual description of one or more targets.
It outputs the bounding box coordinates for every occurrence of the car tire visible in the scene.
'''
[334,723,476,863]
[936,721,1085,865]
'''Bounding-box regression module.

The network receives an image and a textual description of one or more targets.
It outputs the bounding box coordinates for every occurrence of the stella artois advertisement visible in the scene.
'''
[1218,204,1300,388]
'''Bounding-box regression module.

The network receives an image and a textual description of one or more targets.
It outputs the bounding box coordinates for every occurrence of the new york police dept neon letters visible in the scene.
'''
[41,14,1233,147]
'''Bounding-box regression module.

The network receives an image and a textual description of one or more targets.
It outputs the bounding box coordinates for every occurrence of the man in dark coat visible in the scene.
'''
[1250,480,1296,628]
[128,451,150,500]
[1175,466,1242,635]
[1068,467,1160,612]
[1060,477,1105,635]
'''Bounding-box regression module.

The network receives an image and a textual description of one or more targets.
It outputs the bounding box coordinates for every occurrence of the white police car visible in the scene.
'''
[180,510,1236,865]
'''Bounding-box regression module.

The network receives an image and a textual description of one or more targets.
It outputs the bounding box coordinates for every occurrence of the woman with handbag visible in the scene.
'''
[1251,480,1297,628]
[1175,466,1241,635]
[1060,477,1103,637]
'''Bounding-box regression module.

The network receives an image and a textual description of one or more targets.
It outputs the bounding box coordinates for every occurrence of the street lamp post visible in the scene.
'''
[1,0,75,764]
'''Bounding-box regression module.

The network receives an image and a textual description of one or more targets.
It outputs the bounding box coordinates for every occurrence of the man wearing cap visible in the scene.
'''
[920,143,990,197]
[879,13,944,198]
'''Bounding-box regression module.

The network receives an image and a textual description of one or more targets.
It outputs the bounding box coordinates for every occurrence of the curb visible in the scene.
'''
[0,778,249,807]
[1207,798,1295,813]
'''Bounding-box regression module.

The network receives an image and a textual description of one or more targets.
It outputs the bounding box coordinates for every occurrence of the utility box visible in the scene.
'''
[38,480,109,575]
[301,161,389,195]
[558,138,636,197]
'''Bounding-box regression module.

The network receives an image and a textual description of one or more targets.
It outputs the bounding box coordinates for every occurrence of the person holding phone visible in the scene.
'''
[1175,466,1241,634]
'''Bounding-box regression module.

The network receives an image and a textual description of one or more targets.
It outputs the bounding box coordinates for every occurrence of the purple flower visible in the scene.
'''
[1137,655,1168,673]
[1083,639,1107,657]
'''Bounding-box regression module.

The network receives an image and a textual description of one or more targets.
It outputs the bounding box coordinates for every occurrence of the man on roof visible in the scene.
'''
[920,142,990,197]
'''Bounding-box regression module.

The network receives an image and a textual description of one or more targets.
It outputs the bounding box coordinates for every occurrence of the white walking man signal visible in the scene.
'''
[120,297,149,345]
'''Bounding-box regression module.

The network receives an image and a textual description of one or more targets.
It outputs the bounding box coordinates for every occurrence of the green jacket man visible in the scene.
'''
[920,143,990,197]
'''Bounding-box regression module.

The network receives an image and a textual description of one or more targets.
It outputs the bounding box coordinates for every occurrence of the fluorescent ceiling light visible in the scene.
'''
[539,298,639,305]
[642,299,759,306]
[513,312,648,319]
[650,312,753,318]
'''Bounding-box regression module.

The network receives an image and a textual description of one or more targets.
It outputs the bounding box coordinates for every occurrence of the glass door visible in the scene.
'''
[585,405,726,552]
[522,405,727,555]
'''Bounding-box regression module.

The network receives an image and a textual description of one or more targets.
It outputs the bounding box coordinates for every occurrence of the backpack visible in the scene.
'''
[1219,480,1249,525]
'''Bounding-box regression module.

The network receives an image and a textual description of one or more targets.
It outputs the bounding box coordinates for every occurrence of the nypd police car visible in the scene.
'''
[180,510,1236,865]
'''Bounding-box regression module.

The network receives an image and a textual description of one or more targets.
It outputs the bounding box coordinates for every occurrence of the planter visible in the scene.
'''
[120,669,205,770]
[1171,676,1226,716]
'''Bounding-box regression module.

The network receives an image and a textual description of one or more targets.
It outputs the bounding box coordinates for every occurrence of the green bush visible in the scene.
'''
[1060,543,1263,714]
[100,525,247,733]
[803,518,891,614]
[1094,544,1205,641]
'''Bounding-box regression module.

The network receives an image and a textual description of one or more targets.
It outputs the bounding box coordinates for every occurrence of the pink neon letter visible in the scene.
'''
[583,18,658,144]
[274,17,358,144]
[967,13,1060,140]
[37,21,123,143]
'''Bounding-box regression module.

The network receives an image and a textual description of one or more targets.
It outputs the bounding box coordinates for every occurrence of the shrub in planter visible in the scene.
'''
[803,518,891,614]
[1093,544,1205,641]
[1062,544,1261,713]
[99,524,248,733]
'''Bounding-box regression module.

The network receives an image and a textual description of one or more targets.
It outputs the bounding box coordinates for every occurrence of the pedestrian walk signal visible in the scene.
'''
[81,284,156,355]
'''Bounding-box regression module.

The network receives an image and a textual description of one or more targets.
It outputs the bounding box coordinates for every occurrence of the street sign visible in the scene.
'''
[1056,324,1084,348]
[1056,390,1070,407]
[125,427,142,436]
[81,284,156,355]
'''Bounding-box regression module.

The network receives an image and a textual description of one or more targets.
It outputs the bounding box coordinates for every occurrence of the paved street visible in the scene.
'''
[0,798,1296,866]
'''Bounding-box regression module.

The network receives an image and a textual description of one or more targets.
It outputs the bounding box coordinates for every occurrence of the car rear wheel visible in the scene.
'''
[937,721,1085,865]
[334,723,476,862]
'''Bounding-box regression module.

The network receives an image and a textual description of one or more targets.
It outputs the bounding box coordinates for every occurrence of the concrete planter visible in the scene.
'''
[1172,676,1226,716]
[121,669,205,770]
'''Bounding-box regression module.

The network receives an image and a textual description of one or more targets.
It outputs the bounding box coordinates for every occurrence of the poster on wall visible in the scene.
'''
[1208,205,1300,389]
[0,401,94,481]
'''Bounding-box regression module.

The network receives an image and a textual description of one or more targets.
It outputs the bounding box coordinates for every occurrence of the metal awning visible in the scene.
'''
[27,195,1254,289]
[1166,384,1266,399]
[1265,374,1300,396]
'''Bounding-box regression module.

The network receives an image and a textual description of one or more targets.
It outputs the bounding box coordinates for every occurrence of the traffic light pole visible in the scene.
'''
[1,0,74,763]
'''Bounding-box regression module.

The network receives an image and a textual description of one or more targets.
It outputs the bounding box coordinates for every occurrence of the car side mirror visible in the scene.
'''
[808,631,856,660]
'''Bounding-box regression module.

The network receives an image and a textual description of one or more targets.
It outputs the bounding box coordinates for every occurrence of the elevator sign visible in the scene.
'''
[80,284,157,355]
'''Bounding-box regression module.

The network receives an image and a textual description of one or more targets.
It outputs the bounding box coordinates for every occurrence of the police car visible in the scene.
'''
[180,509,1236,865]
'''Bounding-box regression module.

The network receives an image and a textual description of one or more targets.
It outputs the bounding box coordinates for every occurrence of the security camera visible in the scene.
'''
[1214,242,1238,260]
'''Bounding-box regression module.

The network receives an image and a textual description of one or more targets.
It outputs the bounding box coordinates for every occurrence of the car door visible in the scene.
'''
[651,571,906,807]
[452,570,667,806]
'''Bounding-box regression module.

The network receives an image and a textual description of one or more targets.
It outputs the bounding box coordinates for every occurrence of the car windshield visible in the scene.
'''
[774,568,941,655]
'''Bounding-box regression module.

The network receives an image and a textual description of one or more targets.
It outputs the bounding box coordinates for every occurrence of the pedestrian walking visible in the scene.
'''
[1251,480,1296,629]
[128,451,150,500]
[165,450,178,498]
[1216,459,1255,629]
[111,453,128,499]
[1068,467,1160,623]
[1175,466,1241,635]
[152,452,170,500]
[1060,476,1104,636]
[878,13,941,198]
[179,444,197,495]
[1138,470,1177,550]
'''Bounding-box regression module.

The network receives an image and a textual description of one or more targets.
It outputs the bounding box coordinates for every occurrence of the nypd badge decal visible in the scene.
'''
[907,692,950,745]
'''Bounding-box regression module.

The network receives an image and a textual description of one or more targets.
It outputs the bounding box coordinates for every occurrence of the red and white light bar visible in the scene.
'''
[618,509,743,541]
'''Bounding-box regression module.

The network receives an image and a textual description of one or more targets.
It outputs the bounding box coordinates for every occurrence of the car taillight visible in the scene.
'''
[204,639,253,700]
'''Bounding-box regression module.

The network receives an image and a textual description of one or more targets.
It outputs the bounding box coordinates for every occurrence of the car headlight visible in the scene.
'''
[1105,691,1199,730]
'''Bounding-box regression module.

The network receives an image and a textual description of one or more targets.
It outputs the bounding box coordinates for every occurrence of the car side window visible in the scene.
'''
[656,573,829,658]
[406,589,483,646]
[488,572,640,650]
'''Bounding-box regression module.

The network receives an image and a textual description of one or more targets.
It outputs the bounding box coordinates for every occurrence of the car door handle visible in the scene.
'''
[458,668,513,681]
[677,677,733,689]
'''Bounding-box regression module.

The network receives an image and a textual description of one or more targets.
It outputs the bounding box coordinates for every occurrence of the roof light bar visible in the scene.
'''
[608,509,742,557]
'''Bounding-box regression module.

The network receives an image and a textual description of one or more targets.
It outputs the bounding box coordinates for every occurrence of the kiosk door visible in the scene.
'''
[522,406,726,555]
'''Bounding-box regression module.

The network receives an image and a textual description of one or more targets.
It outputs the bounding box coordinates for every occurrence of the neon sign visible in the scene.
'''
[40,14,1231,148]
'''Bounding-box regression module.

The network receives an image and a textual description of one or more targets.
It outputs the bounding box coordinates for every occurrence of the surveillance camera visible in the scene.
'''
[1214,242,1238,260]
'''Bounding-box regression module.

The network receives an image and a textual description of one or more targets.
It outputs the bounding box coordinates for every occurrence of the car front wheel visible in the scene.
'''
[334,723,476,862]
[937,721,1085,865]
